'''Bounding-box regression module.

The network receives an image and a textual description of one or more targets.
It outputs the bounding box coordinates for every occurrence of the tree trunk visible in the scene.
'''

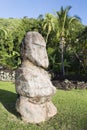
[60,37,65,76]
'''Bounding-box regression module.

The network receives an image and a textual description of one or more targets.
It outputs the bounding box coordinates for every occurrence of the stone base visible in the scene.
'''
[16,96,57,123]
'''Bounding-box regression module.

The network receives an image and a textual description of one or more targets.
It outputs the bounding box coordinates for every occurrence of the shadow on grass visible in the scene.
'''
[0,89,20,118]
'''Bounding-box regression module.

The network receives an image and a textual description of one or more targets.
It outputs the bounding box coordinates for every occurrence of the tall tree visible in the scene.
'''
[56,6,80,76]
[43,13,56,43]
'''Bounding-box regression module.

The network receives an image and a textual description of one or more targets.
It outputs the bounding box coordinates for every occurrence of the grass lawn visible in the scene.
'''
[0,81,87,130]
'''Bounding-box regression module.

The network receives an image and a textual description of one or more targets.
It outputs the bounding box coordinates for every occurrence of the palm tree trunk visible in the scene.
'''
[60,37,65,76]
[46,31,50,44]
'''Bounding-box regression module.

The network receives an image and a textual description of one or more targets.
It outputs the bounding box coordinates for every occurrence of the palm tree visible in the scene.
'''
[56,6,80,76]
[43,13,56,43]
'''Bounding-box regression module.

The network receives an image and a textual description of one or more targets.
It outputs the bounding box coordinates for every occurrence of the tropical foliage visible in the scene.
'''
[0,6,87,78]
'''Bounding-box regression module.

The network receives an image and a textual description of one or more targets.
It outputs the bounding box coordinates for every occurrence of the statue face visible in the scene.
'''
[22,32,49,68]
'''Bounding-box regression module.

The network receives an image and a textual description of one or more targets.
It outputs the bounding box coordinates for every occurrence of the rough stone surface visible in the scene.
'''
[52,79,87,90]
[15,61,56,99]
[0,69,15,81]
[15,31,57,123]
[16,96,57,123]
[21,31,49,68]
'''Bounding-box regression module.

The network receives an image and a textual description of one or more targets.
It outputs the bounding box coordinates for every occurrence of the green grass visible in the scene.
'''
[0,81,87,130]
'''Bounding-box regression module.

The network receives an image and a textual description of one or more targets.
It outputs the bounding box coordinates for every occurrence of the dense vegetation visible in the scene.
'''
[0,81,87,130]
[0,6,87,78]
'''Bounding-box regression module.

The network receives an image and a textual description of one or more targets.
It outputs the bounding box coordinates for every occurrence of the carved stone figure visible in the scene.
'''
[15,31,57,123]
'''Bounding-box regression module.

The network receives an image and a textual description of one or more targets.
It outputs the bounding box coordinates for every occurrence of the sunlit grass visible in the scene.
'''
[0,81,87,130]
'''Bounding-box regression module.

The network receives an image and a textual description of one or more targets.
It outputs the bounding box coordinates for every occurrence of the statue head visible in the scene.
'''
[21,31,49,68]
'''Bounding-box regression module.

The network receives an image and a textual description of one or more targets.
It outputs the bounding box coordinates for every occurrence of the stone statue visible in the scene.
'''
[15,31,57,123]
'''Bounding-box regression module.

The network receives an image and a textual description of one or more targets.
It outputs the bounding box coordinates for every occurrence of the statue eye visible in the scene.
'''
[33,43,45,48]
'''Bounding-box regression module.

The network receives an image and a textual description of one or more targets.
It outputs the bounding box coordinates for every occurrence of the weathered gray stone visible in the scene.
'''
[0,70,15,81]
[15,31,57,123]
[15,61,56,99]
[21,31,49,68]
[16,96,57,123]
